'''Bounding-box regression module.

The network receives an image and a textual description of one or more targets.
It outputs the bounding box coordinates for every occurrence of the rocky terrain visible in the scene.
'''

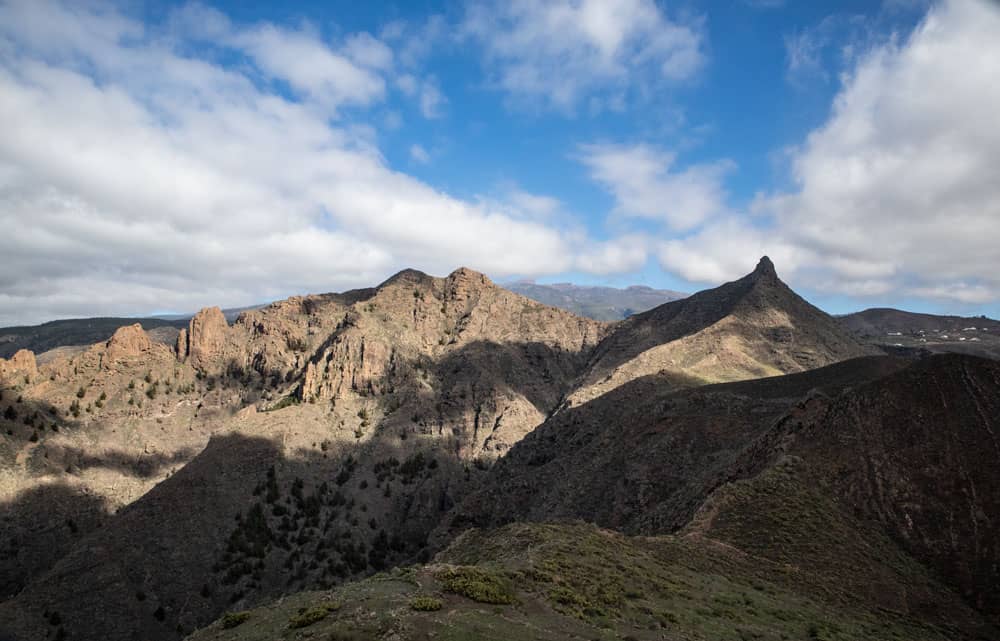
[0,259,997,641]
[506,281,686,321]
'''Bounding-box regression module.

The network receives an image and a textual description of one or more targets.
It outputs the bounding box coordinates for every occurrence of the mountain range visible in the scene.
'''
[504,281,687,321]
[0,258,997,641]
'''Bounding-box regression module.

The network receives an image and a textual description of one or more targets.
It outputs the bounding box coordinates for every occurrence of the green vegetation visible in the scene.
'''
[264,395,299,412]
[288,603,339,628]
[220,611,251,629]
[410,595,443,611]
[436,566,516,605]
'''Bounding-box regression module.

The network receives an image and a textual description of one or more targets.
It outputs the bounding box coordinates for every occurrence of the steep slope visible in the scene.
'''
[566,256,878,406]
[447,354,1000,626]
[505,281,686,320]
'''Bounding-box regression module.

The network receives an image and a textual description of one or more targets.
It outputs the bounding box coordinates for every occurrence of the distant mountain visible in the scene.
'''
[504,281,686,321]
[840,307,1000,360]
[0,317,187,360]
[0,305,267,360]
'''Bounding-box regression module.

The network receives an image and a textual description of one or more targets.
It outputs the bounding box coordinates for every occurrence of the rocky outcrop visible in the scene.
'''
[175,328,188,362]
[185,307,230,370]
[0,348,37,381]
[102,323,153,363]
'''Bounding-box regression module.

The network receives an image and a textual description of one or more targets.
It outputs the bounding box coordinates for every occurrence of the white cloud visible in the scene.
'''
[659,0,1000,307]
[579,143,733,231]
[409,144,431,164]
[575,236,649,274]
[0,0,619,326]
[461,0,704,111]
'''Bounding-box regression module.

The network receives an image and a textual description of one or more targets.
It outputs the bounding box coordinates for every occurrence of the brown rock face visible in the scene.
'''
[102,323,153,363]
[0,348,37,381]
[186,307,230,369]
[175,328,188,362]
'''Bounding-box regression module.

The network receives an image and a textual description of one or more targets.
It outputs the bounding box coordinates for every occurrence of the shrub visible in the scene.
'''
[220,611,251,629]
[76,386,86,399]
[410,596,443,611]
[436,566,517,605]
[288,603,339,628]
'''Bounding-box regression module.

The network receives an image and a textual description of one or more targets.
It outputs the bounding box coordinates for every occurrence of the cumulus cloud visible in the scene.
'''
[461,0,704,111]
[659,0,1000,306]
[578,143,733,231]
[0,0,611,325]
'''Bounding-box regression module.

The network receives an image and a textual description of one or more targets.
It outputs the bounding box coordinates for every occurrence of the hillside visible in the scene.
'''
[446,353,1000,629]
[565,256,879,406]
[187,521,986,641]
[505,281,686,321]
[840,308,1000,360]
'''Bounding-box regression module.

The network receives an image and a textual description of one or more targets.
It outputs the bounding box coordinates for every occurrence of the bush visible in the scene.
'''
[410,595,443,611]
[288,603,339,629]
[436,566,517,605]
[220,611,251,629]
[76,386,86,399]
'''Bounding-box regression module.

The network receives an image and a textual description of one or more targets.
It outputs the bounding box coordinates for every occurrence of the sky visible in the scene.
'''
[1,0,999,326]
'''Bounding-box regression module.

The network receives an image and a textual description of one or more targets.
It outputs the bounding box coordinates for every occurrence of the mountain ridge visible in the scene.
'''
[1,259,998,641]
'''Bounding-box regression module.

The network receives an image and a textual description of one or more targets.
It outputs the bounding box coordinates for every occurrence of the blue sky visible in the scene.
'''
[1,0,999,325]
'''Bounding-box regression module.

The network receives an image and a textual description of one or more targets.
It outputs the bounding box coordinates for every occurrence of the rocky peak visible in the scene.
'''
[752,255,777,279]
[103,323,153,362]
[185,306,230,369]
[445,267,493,307]
[379,268,435,290]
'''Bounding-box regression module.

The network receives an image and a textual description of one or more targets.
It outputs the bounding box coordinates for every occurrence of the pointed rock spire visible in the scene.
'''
[752,255,777,280]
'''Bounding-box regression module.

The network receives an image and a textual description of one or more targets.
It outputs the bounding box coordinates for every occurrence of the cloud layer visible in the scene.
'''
[660,0,1000,305]
[0,0,630,325]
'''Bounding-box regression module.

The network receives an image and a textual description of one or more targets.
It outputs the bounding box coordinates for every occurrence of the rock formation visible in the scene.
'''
[184,306,230,370]
[102,323,153,364]
[0,349,36,381]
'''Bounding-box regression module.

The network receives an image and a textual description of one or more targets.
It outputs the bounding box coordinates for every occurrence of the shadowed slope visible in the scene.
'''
[446,353,1000,626]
